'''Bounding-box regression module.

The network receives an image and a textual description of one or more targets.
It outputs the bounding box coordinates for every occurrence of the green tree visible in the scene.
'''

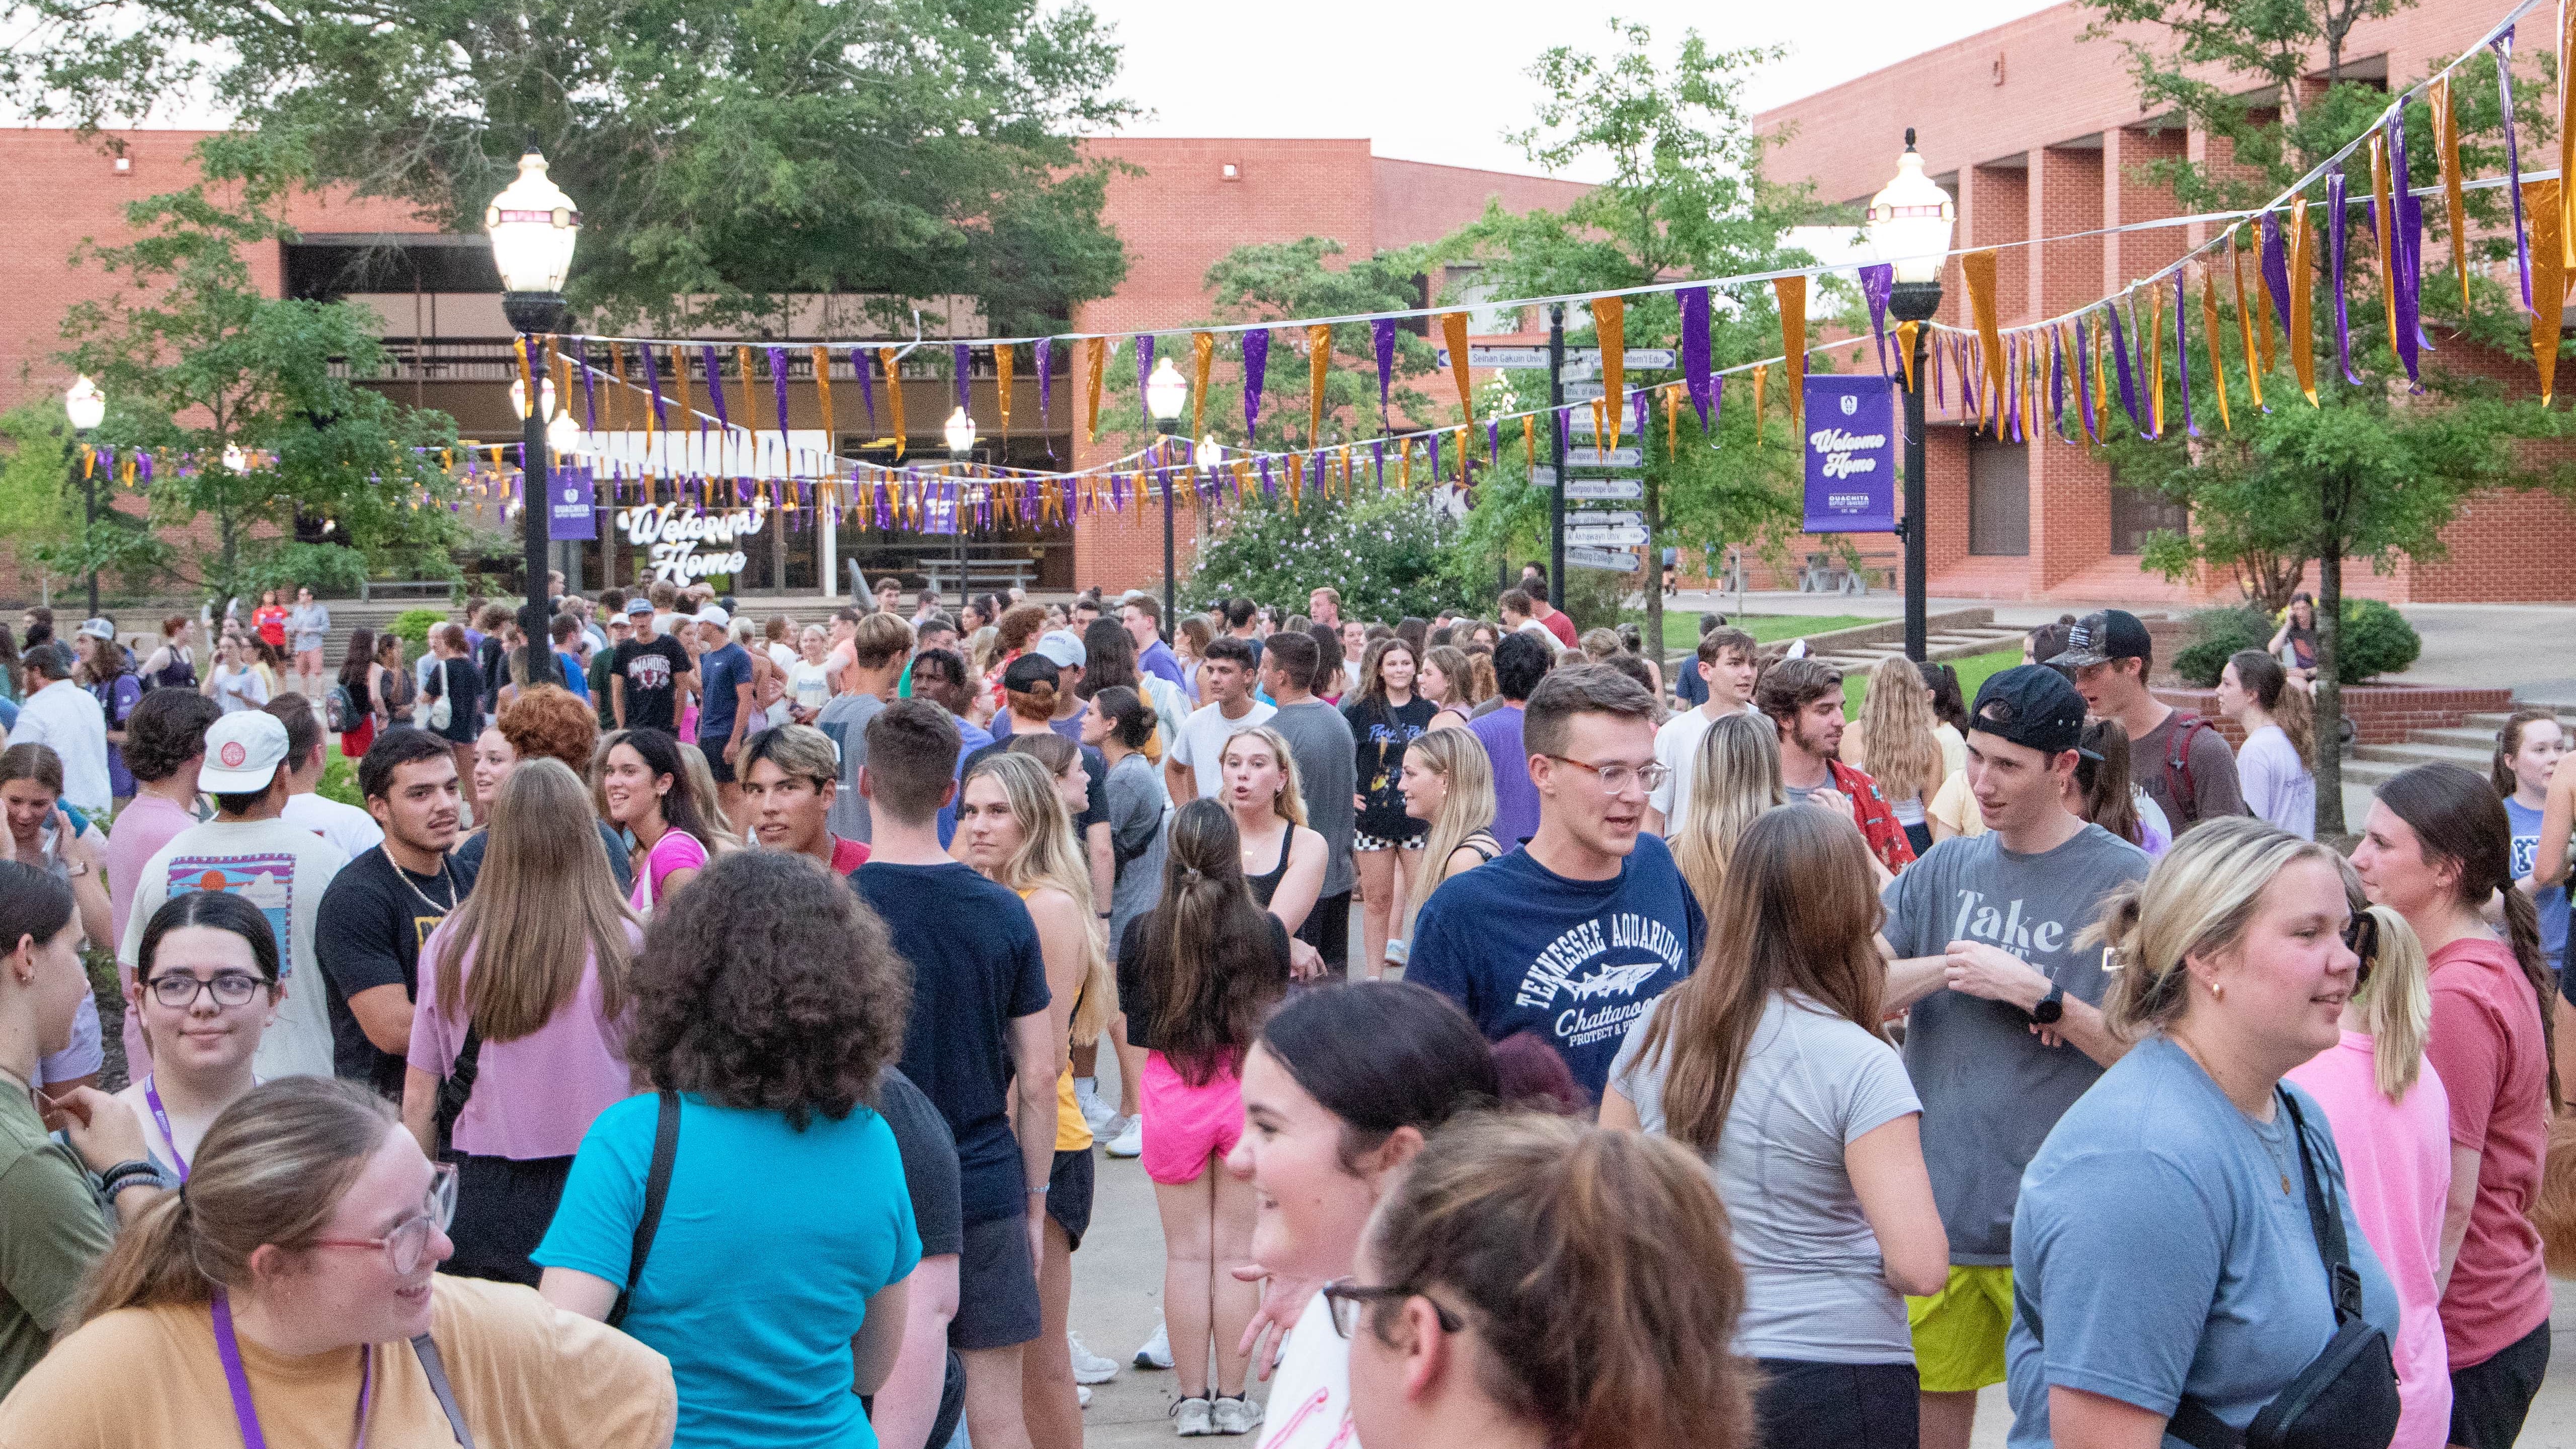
[1434,19,1823,656]
[55,169,465,603]
[0,406,89,593]
[5,0,1134,336]
[2076,0,2573,834]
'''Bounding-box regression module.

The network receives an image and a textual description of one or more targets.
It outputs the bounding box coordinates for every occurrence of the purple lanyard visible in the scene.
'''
[212,1292,375,1449]
[141,1076,186,1182]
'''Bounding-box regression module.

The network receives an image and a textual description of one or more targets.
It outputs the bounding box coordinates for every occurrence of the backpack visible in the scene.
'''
[426,663,453,733]
[2161,711,2224,827]
[325,682,359,734]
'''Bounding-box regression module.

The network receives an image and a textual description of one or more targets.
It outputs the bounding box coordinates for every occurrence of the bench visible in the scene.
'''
[1798,551,1900,596]
[356,579,456,603]
[917,557,1038,597]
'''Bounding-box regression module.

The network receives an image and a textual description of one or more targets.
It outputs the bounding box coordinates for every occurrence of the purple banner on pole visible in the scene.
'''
[1801,375,1898,534]
[547,465,596,541]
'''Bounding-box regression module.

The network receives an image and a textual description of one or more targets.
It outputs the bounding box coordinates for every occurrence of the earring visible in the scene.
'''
[2208,978,2224,1000]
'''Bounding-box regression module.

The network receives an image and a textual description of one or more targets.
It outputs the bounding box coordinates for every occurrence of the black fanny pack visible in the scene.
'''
[2164,1089,2401,1449]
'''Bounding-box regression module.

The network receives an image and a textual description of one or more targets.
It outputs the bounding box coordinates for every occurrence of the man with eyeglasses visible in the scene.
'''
[1871,665,2149,1449]
[741,724,870,873]
[1406,664,1704,1100]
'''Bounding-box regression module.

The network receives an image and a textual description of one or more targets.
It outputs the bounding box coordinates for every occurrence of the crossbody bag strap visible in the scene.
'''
[409,1333,477,1448]
[607,1090,682,1329]
[433,1026,484,1141]
[2276,1089,2365,1323]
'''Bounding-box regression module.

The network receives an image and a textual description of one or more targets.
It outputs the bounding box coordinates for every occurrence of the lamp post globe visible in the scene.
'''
[488,143,580,684]
[1865,129,1955,664]
[64,375,105,613]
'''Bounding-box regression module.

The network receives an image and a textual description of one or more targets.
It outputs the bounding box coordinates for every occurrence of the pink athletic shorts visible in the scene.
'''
[1140,1049,1244,1185]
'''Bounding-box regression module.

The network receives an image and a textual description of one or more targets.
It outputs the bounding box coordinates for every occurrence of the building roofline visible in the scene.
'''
[1753,0,2081,121]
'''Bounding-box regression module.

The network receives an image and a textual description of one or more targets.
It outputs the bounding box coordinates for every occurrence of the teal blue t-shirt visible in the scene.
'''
[534,1093,922,1448]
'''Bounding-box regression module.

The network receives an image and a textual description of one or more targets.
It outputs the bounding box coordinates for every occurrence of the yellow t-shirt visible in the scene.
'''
[1927,769,1991,840]
[0,1274,674,1448]
[1016,886,1094,1154]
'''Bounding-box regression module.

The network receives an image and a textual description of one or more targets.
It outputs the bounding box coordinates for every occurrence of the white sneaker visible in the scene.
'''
[1171,1396,1215,1436]
[1106,1117,1144,1159]
[1135,1320,1175,1370]
[1069,1331,1119,1384]
[1076,1078,1117,1133]
[1212,1396,1264,1436]
[1079,1386,1092,1409]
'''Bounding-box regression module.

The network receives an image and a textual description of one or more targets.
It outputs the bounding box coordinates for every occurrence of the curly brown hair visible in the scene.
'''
[497,685,599,775]
[624,850,911,1129]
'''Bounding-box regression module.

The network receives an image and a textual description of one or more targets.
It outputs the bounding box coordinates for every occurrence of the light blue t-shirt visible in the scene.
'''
[533,1093,922,1449]
[2506,797,2568,974]
[2006,1035,2398,1448]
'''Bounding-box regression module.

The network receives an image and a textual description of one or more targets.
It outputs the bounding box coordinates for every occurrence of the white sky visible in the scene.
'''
[1086,0,2063,181]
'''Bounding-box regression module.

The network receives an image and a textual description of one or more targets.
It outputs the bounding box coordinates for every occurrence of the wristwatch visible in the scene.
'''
[2031,983,2066,1025]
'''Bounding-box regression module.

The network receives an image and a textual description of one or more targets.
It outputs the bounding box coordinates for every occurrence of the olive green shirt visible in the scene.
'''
[0,1085,111,1398]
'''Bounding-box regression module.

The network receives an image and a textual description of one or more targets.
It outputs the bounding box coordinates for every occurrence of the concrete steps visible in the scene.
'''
[2340,697,2576,789]
[1813,625,2028,673]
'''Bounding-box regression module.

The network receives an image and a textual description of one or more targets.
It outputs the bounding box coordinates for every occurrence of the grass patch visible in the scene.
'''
[1842,646,2022,714]
[1660,613,1875,650]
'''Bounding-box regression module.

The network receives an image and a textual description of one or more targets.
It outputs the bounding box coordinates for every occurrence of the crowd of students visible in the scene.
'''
[0,575,2560,1449]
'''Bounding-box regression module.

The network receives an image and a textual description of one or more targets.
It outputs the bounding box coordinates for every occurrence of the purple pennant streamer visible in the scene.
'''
[1633,389,1650,446]
[1242,331,1268,435]
[1859,264,1895,376]
[1258,456,1275,499]
[2106,302,2142,435]
[2260,211,2294,338]
[850,348,876,432]
[2388,109,2422,382]
[2496,30,2533,306]
[1135,335,1155,418]
[639,345,669,436]
[2005,336,2022,442]
[1680,286,1713,432]
[700,346,729,433]
[1034,339,1053,451]
[1373,439,1386,487]
[2126,296,2151,415]
[2327,166,2360,383]
[1487,420,1499,463]
[1953,337,1974,418]
[954,345,972,413]
[2404,191,2433,354]
[2051,326,2070,442]
[768,347,792,443]
[1373,318,1397,426]
[2175,272,2199,437]
[578,339,598,433]
[1427,432,1441,482]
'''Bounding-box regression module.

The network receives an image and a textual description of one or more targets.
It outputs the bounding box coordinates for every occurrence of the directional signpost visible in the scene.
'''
[1567,522,1649,547]
[1566,545,1641,573]
[1565,477,1644,501]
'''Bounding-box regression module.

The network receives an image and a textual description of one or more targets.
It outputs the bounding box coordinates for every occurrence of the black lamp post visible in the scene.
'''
[1865,129,1957,664]
[63,375,105,616]
[486,142,581,686]
[945,406,978,617]
[1144,355,1188,636]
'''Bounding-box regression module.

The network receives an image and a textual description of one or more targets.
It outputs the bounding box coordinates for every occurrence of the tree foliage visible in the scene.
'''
[1181,488,1471,623]
[53,171,465,601]
[4,0,1136,335]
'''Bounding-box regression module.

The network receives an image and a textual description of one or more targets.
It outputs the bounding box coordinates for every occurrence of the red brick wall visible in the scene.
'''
[2154,683,2515,746]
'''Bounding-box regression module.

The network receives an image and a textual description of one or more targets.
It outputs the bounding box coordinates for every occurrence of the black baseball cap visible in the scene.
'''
[1969,665,2096,759]
[2053,609,2150,670]
[1002,653,1061,694]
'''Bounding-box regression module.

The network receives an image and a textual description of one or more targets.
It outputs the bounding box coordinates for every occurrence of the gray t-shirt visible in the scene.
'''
[1611,990,1922,1362]
[815,692,887,842]
[1104,752,1169,960]
[2005,1035,2399,1446]
[1267,699,1356,898]
[2135,709,2247,835]
[1880,824,2149,1264]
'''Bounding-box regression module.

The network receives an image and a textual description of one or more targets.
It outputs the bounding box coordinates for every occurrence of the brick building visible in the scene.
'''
[1756,0,2576,604]
[0,128,1584,601]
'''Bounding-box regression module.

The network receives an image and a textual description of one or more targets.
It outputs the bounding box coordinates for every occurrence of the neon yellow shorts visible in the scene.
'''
[1906,1265,2014,1393]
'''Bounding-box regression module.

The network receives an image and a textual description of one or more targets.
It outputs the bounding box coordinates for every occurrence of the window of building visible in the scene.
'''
[1968,436,2030,556]
[2109,482,2189,554]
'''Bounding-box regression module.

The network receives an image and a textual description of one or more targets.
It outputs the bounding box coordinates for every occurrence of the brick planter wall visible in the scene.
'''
[2152,684,2515,747]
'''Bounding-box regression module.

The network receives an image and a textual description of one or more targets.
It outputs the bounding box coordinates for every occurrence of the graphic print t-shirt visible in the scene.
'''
[611,635,692,734]
[314,846,481,1098]
[1405,833,1704,1097]
[117,818,350,1080]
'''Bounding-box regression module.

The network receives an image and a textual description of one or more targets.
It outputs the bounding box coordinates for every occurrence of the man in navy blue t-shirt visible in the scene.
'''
[692,605,757,829]
[1408,663,1704,1099]
[849,699,1054,1449]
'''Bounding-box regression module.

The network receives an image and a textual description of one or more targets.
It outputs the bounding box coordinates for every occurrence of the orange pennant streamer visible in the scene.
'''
[1308,325,1332,448]
[1961,251,2006,437]
[2201,265,2231,432]
[1595,297,1625,441]
[2369,134,2401,368]
[2531,179,2565,403]
[2560,2,2575,266]
[1191,332,1214,443]
[1664,384,1679,455]
[2288,200,2319,406]
[2230,238,2266,411]
[2146,285,2165,436]
[1774,276,1807,432]
[670,345,693,431]
[1083,338,1107,444]
[2431,75,2471,314]
[1523,414,1535,473]
[1895,321,1920,390]
[1440,311,1475,429]
[812,346,836,450]
[996,343,1014,437]
[880,347,907,458]
[1751,363,1768,447]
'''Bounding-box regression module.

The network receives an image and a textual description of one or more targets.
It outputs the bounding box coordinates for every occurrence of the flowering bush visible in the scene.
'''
[1181,490,1473,621]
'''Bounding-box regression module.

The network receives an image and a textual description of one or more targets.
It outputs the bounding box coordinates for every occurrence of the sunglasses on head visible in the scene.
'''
[2343,910,2379,987]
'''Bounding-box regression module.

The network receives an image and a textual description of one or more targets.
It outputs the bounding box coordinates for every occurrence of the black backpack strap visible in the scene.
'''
[2165,711,2204,824]
[410,1333,477,1447]
[2277,1089,2365,1323]
[607,1091,682,1328]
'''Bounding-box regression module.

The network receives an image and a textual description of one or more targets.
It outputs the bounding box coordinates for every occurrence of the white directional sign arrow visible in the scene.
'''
[1567,523,1650,547]
[1566,545,1642,573]
[1563,477,1645,501]
[1570,510,1643,528]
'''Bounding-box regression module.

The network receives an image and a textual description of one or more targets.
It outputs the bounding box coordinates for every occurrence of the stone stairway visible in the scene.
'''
[1800,609,2030,674]
[2342,696,2576,789]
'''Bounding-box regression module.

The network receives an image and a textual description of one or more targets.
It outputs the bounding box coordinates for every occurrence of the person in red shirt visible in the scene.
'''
[2352,762,2557,1449]
[1525,578,1579,650]
[1757,657,1916,876]
[742,723,870,873]
[250,589,290,652]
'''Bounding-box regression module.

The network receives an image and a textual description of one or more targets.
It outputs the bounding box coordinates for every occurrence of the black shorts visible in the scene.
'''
[2449,1318,2549,1449]
[697,740,736,784]
[1046,1148,1095,1253]
[949,1211,1042,1351]
[445,1153,572,1289]
[1299,891,1351,973]
[1753,1359,1918,1449]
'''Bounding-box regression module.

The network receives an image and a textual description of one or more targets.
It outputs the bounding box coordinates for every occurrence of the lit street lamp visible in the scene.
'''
[944,406,978,617]
[63,375,105,616]
[487,141,580,684]
[1144,356,1187,635]
[1865,128,1956,664]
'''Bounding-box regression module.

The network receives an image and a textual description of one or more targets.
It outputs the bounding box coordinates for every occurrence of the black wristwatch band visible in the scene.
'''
[2031,983,2066,1024]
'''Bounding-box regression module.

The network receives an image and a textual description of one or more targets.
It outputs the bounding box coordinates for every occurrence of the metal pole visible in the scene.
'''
[1890,281,1941,663]
[949,450,970,619]
[76,444,98,617]
[519,357,558,686]
[1547,305,1566,609]
[1161,433,1177,636]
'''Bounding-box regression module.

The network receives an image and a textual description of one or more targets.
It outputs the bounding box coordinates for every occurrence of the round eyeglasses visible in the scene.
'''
[143,971,270,1010]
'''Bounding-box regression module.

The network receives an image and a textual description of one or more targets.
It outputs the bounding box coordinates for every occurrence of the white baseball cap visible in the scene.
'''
[198,711,289,793]
[1033,629,1087,669]
[694,605,731,628]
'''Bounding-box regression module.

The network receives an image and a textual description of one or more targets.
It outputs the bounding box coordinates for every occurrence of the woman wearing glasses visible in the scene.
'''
[1339,1113,1755,1449]
[0,1076,675,1445]
[112,891,278,1181]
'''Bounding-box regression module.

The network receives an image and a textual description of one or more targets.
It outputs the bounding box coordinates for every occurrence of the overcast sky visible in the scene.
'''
[1086,0,2064,181]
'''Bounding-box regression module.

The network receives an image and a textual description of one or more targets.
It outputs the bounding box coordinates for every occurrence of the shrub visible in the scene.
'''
[389,608,447,651]
[1181,489,1472,622]
[318,749,362,808]
[2173,597,2420,686]
[2172,605,2272,687]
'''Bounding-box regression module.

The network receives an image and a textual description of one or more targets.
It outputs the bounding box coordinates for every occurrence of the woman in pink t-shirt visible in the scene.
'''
[2353,764,2558,1449]
[599,728,713,916]
[2284,901,2455,1449]
[401,758,642,1287]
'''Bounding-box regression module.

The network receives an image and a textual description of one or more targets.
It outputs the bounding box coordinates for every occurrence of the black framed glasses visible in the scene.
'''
[1320,1277,1466,1340]
[143,971,270,1010]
